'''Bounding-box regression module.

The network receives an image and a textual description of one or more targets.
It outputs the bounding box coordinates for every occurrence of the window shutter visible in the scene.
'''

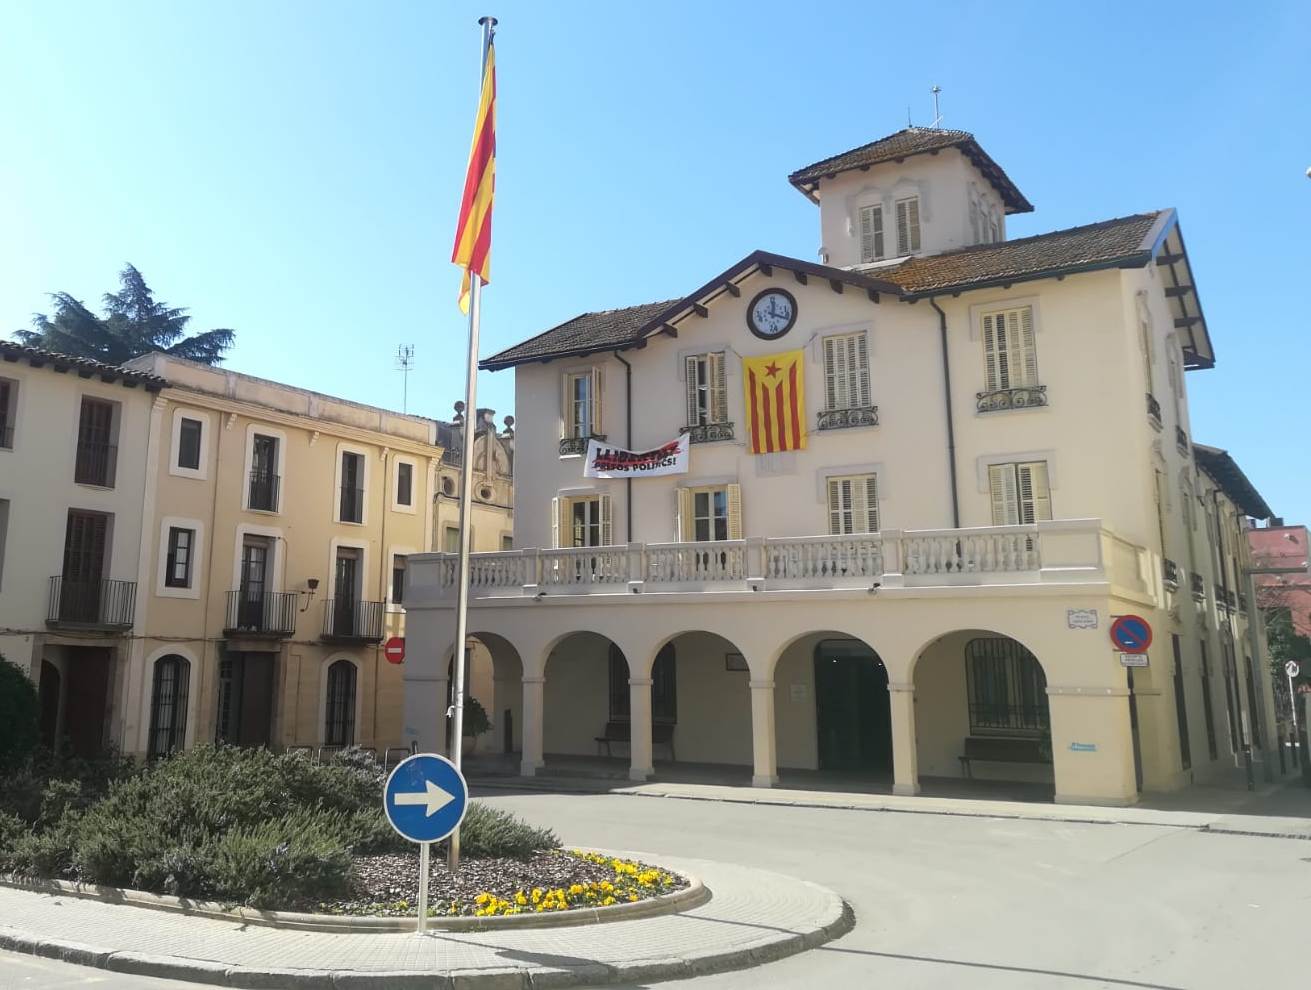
[1019,307,1037,386]
[726,484,743,540]
[710,352,728,424]
[982,314,1000,392]
[823,336,840,410]
[864,474,879,532]
[896,199,908,254]
[827,478,843,534]
[590,368,604,436]
[854,333,870,407]
[859,205,883,262]
[989,464,1019,525]
[560,374,570,433]
[907,197,920,252]
[676,487,694,542]
[969,199,979,243]
[1017,462,1052,523]
[685,355,700,427]
[552,496,568,548]
[599,495,613,546]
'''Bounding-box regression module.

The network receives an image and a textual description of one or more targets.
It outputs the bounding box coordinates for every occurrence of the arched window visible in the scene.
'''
[325,659,357,746]
[964,638,1048,735]
[148,655,190,757]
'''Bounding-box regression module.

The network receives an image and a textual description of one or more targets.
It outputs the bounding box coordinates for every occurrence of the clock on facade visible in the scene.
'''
[746,288,798,340]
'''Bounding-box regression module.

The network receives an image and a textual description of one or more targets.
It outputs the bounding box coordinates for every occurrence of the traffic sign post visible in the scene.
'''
[383,753,469,935]
[1109,614,1153,654]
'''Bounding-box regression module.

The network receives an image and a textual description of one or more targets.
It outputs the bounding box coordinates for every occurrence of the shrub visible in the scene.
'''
[0,810,24,864]
[204,810,355,908]
[0,657,39,772]
[455,802,559,860]
[5,813,80,878]
[462,697,492,738]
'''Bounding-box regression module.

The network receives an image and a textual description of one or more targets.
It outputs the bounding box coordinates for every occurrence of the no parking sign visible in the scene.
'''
[1109,615,1152,654]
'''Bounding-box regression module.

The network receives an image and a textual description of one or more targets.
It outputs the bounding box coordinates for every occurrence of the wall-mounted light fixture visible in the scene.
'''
[300,577,321,613]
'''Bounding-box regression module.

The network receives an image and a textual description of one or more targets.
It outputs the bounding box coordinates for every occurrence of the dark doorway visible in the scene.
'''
[238,537,271,629]
[37,661,61,748]
[814,639,891,772]
[215,651,275,746]
[63,648,112,757]
[61,510,108,623]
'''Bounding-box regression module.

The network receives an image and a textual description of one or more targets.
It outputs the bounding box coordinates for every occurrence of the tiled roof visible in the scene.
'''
[0,340,166,389]
[1194,444,1274,520]
[788,127,1034,214]
[482,300,677,370]
[876,212,1165,297]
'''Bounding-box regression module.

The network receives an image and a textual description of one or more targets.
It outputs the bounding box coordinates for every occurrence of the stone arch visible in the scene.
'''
[144,648,196,757]
[443,631,525,757]
[319,653,363,747]
[540,630,631,767]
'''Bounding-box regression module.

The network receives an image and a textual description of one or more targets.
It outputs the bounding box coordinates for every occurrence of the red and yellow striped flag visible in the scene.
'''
[451,30,496,313]
[742,349,807,454]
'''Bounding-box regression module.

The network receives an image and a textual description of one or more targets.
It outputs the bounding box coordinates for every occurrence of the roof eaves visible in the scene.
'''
[899,252,1153,301]
[1195,444,1274,520]
[0,340,167,391]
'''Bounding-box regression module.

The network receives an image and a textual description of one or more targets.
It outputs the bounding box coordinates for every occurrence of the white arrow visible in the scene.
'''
[393,779,456,817]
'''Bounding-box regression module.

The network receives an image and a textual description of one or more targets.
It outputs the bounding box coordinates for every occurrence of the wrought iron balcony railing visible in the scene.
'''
[248,470,280,512]
[681,422,736,443]
[1215,585,1236,612]
[223,590,296,636]
[1175,426,1189,455]
[74,440,117,487]
[976,386,1047,413]
[1191,572,1206,601]
[322,598,385,642]
[46,576,136,629]
[559,434,605,456]
[1146,393,1163,430]
[817,406,879,430]
[1163,558,1180,590]
[339,485,364,524]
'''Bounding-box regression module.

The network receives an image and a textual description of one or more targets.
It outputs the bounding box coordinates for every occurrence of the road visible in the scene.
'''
[2,786,1308,989]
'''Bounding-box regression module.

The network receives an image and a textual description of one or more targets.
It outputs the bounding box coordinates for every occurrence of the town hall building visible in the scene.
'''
[401,127,1278,805]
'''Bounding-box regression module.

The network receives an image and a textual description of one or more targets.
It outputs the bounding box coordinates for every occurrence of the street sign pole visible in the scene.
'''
[417,841,430,935]
[383,753,469,937]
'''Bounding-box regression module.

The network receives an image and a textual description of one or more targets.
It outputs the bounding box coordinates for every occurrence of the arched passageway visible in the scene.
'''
[643,631,752,770]
[447,632,524,757]
[541,631,625,768]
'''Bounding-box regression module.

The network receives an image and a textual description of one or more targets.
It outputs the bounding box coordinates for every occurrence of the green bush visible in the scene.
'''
[204,810,355,908]
[454,802,559,860]
[0,657,39,772]
[0,810,24,862]
[462,697,492,738]
[5,813,80,878]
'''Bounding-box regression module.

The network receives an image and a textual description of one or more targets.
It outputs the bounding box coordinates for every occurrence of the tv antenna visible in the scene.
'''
[396,344,415,413]
[930,85,943,128]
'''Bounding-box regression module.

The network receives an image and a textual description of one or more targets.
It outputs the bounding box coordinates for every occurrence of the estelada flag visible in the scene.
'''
[451,28,496,313]
[742,350,807,454]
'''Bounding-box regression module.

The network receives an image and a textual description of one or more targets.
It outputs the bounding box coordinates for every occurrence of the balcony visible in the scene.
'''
[0,423,12,449]
[223,590,296,637]
[1175,426,1189,455]
[46,576,136,630]
[1215,585,1236,612]
[248,470,280,512]
[74,440,117,487]
[416,520,1148,600]
[817,406,878,430]
[1190,572,1206,602]
[322,598,385,642]
[559,434,605,457]
[976,386,1047,413]
[1146,393,1163,431]
[1162,558,1180,591]
[681,422,736,444]
[339,485,364,524]
[1238,590,1249,612]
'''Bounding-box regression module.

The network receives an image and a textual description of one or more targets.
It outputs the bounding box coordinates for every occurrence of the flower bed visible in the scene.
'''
[322,849,683,918]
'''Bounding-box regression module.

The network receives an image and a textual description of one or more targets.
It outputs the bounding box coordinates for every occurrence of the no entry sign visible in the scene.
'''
[1109,615,1152,654]
[383,636,406,664]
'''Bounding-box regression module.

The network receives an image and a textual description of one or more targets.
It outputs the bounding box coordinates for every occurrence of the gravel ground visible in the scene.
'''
[319,849,686,916]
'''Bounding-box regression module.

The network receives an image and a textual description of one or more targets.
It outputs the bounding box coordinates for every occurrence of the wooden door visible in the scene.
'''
[62,510,107,622]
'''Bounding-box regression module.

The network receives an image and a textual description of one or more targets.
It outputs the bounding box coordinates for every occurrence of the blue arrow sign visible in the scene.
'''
[384,753,469,844]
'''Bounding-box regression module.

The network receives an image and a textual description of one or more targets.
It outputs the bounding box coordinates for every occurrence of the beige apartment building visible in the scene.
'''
[0,342,162,757]
[404,126,1281,806]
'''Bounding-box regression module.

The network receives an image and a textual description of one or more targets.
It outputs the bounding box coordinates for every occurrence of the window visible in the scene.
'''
[324,659,357,747]
[608,642,677,723]
[965,637,1049,735]
[340,451,364,523]
[443,526,460,553]
[822,333,871,411]
[676,485,742,542]
[148,655,190,757]
[858,204,884,262]
[396,461,414,507]
[75,397,117,487]
[554,495,612,548]
[982,306,1038,392]
[165,526,195,588]
[391,555,406,604]
[1200,640,1218,760]
[988,461,1052,526]
[684,353,728,427]
[501,534,514,551]
[0,378,15,449]
[988,215,1000,243]
[894,196,921,254]
[563,369,603,439]
[249,434,279,511]
[1171,635,1191,771]
[969,199,980,244]
[0,499,8,592]
[177,418,202,471]
[828,475,879,535]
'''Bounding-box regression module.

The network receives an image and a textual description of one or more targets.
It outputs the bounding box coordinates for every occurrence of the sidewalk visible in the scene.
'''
[0,855,851,989]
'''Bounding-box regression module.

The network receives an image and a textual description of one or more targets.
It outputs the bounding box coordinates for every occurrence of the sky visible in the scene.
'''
[2,1,1309,520]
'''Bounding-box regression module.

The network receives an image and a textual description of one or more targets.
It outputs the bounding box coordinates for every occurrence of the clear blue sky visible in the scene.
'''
[3,1,1308,520]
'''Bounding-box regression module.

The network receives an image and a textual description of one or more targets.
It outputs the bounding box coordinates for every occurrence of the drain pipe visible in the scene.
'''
[928,297,961,529]
[613,351,633,543]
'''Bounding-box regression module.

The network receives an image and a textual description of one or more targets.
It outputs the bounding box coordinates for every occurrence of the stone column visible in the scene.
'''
[749,679,778,787]
[401,673,448,755]
[520,675,545,776]
[628,677,654,780]
[887,681,920,796]
[1047,687,1139,806]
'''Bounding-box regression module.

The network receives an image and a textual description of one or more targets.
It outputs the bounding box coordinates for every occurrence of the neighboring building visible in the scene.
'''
[0,341,164,757]
[1248,522,1311,637]
[120,353,444,758]
[404,126,1281,806]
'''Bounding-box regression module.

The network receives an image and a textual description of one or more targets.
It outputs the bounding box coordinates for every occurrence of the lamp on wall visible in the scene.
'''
[300,578,320,613]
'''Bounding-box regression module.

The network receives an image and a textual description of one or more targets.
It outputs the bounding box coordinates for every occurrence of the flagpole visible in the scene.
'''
[448,14,495,875]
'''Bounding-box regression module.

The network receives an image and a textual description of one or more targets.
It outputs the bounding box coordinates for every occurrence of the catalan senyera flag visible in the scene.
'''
[742,349,807,454]
[451,29,496,313]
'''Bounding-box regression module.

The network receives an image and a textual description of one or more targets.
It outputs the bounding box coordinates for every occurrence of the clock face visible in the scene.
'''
[746,288,798,340]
